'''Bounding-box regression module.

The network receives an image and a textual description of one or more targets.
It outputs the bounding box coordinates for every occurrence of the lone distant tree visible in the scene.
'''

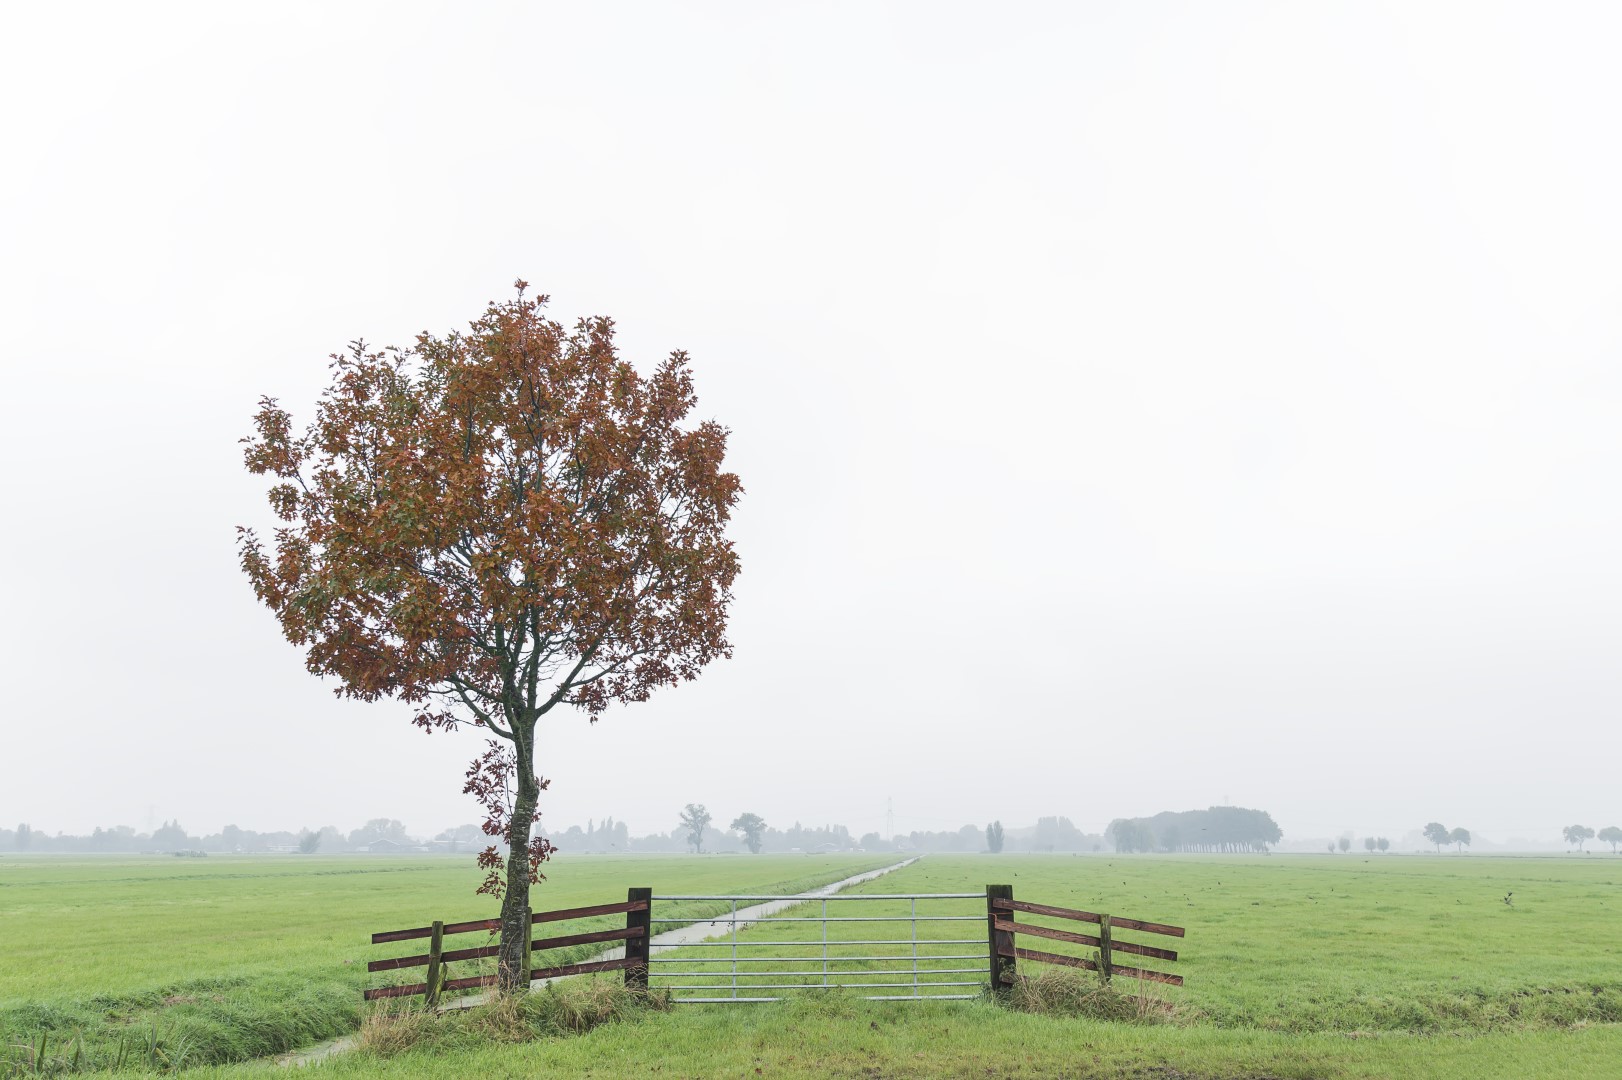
[730,812,767,854]
[1376,837,1390,853]
[14,824,30,850]
[681,804,713,853]
[239,283,741,991]
[1449,827,1471,854]
[297,831,321,854]
[986,821,1005,853]
[1363,836,1376,853]
[1563,824,1595,852]
[1337,836,1351,853]
[1599,826,1622,854]
[1423,822,1450,854]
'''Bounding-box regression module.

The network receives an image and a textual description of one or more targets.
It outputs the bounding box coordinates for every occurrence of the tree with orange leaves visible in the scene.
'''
[239,282,740,991]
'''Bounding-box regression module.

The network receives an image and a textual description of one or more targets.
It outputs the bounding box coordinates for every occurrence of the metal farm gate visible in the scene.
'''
[363,884,1182,1005]
[645,891,989,1002]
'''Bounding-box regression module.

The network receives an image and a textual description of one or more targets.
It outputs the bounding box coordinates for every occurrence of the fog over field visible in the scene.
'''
[2,3,1618,847]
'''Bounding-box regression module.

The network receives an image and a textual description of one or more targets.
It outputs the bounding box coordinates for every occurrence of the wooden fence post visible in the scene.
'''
[986,885,1016,993]
[1098,914,1113,983]
[522,905,533,986]
[424,920,445,1007]
[625,887,652,989]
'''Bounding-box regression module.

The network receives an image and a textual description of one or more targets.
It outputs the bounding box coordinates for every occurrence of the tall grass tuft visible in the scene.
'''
[1005,966,1178,1025]
[357,979,672,1060]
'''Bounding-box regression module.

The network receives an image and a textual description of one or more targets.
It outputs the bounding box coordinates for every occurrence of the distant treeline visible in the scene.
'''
[1,819,439,854]
[1105,806,1283,853]
[551,815,1106,855]
[4,814,1109,856]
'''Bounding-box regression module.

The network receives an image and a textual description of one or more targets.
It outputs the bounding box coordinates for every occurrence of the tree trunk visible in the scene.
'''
[497,722,539,993]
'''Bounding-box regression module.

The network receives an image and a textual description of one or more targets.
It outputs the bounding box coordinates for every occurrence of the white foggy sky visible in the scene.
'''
[2,2,1618,846]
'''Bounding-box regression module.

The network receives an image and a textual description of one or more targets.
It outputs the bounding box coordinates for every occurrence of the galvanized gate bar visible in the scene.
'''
[647,954,984,963]
[649,915,983,923]
[647,938,982,947]
[654,893,983,901]
[647,890,991,1003]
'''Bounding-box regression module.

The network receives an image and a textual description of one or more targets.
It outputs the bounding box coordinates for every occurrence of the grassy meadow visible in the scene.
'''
[4,851,1621,1077]
[0,852,893,1072]
[866,854,1622,1032]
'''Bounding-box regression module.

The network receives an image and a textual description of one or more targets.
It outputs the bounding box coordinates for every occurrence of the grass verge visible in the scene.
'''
[0,854,894,1074]
[1006,967,1178,1025]
[356,977,669,1060]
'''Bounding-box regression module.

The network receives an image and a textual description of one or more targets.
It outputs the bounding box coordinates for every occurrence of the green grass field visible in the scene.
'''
[864,854,1622,1032]
[0,852,893,1073]
[5,852,1620,1077]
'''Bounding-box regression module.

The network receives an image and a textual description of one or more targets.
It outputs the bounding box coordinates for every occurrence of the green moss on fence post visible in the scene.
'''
[424,920,445,1007]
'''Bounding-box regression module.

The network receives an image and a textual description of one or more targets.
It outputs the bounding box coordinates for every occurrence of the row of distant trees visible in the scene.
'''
[557,808,1108,856]
[1105,807,1283,854]
[1419,823,1622,853]
[1564,825,1622,852]
[1421,823,1472,853]
[2,818,424,854]
[19,816,1621,857]
[1328,836,1392,852]
[3,814,1109,857]
[665,806,1057,855]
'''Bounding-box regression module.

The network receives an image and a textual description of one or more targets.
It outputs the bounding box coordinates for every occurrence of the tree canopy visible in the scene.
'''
[1423,822,1450,853]
[240,283,740,990]
[986,821,1004,854]
[729,812,766,854]
[681,804,713,853]
[1106,806,1281,853]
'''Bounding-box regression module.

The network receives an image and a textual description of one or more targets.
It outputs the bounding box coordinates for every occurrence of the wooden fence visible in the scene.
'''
[365,887,653,1003]
[987,885,1184,987]
[366,883,1185,1003]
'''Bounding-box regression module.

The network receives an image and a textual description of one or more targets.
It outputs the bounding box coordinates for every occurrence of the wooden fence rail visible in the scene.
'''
[988,889,1185,987]
[364,888,652,1003]
[366,884,1185,1004]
